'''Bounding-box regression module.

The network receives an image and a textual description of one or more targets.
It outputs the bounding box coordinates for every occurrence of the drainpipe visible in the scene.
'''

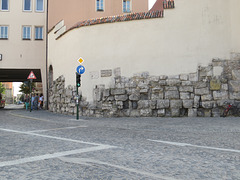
[45,0,49,109]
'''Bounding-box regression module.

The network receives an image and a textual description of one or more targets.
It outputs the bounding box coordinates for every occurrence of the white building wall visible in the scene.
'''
[0,0,47,99]
[48,0,240,102]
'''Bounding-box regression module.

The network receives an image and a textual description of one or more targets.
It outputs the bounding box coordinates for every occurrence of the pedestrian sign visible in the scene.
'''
[27,71,37,80]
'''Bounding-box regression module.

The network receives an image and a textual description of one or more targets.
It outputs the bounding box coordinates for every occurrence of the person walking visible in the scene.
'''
[34,93,39,110]
[25,95,30,110]
[31,94,35,110]
[39,93,44,109]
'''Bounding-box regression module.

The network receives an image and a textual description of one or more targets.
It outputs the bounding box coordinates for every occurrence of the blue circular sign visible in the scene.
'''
[76,65,85,74]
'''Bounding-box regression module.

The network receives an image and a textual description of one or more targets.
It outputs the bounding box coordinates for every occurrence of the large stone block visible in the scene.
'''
[180,74,189,81]
[201,101,214,109]
[130,110,140,117]
[165,86,178,91]
[140,109,152,116]
[157,99,170,109]
[212,108,220,117]
[210,79,221,90]
[65,89,73,96]
[159,80,167,86]
[180,92,190,100]
[138,100,150,109]
[149,76,160,82]
[182,81,193,86]
[103,89,110,97]
[115,95,128,101]
[157,109,165,117]
[221,84,228,91]
[171,108,180,117]
[170,100,183,108]
[116,101,123,109]
[229,81,240,92]
[165,91,179,99]
[195,82,208,88]
[166,79,181,86]
[229,92,240,100]
[199,66,213,77]
[139,88,149,93]
[201,94,213,101]
[93,88,103,101]
[232,70,240,80]
[193,95,200,108]
[179,86,194,92]
[183,100,194,108]
[152,87,164,93]
[159,75,168,80]
[111,88,126,95]
[126,80,137,88]
[203,109,212,117]
[151,93,164,100]
[188,108,197,117]
[195,87,210,95]
[189,73,198,81]
[138,100,156,109]
[129,93,140,101]
[213,91,228,100]
[213,66,223,77]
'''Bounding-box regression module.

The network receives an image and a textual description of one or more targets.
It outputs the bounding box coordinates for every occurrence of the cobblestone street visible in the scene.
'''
[0,106,240,179]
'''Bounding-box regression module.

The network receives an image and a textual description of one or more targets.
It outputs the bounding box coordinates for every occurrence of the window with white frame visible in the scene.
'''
[36,0,43,12]
[0,26,8,39]
[123,0,131,13]
[96,0,104,11]
[24,0,31,11]
[35,26,43,40]
[1,0,9,11]
[22,26,31,40]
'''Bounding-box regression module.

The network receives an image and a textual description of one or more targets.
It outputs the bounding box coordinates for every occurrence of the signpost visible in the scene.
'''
[27,71,37,112]
[76,57,85,120]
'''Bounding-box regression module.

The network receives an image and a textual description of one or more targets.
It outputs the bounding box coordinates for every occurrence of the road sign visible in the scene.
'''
[77,57,84,64]
[27,71,37,80]
[76,65,85,74]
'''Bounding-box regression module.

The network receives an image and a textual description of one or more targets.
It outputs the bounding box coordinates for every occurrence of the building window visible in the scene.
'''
[24,0,31,11]
[1,0,9,11]
[123,0,131,13]
[22,26,31,40]
[35,26,43,40]
[0,26,8,39]
[36,0,43,12]
[96,0,104,11]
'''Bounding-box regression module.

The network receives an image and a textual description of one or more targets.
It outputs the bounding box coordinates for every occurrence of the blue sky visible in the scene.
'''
[149,0,156,10]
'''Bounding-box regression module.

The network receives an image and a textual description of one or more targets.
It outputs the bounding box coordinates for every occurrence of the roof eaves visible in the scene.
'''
[56,10,164,40]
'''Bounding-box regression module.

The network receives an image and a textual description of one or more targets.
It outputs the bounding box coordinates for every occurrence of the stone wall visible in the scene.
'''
[49,59,240,117]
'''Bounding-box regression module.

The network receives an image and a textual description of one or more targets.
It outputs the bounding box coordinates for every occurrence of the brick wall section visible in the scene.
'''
[49,58,240,117]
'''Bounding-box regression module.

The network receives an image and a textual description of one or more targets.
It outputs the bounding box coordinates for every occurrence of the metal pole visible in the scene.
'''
[76,72,79,120]
[30,79,32,112]
[46,0,49,110]
[76,86,79,120]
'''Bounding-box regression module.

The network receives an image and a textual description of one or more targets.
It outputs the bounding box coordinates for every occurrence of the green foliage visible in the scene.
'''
[0,82,6,94]
[19,81,36,95]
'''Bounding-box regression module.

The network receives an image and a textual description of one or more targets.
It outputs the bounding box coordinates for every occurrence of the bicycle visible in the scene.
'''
[222,102,240,117]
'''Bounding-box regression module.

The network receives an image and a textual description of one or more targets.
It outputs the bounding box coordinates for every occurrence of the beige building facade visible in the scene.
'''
[48,0,240,102]
[48,0,148,30]
[0,0,47,101]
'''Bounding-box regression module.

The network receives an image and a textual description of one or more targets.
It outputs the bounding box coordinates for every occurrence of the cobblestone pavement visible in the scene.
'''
[0,106,240,179]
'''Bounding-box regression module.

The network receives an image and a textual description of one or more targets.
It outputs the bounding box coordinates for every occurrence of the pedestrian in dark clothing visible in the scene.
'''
[34,93,39,110]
